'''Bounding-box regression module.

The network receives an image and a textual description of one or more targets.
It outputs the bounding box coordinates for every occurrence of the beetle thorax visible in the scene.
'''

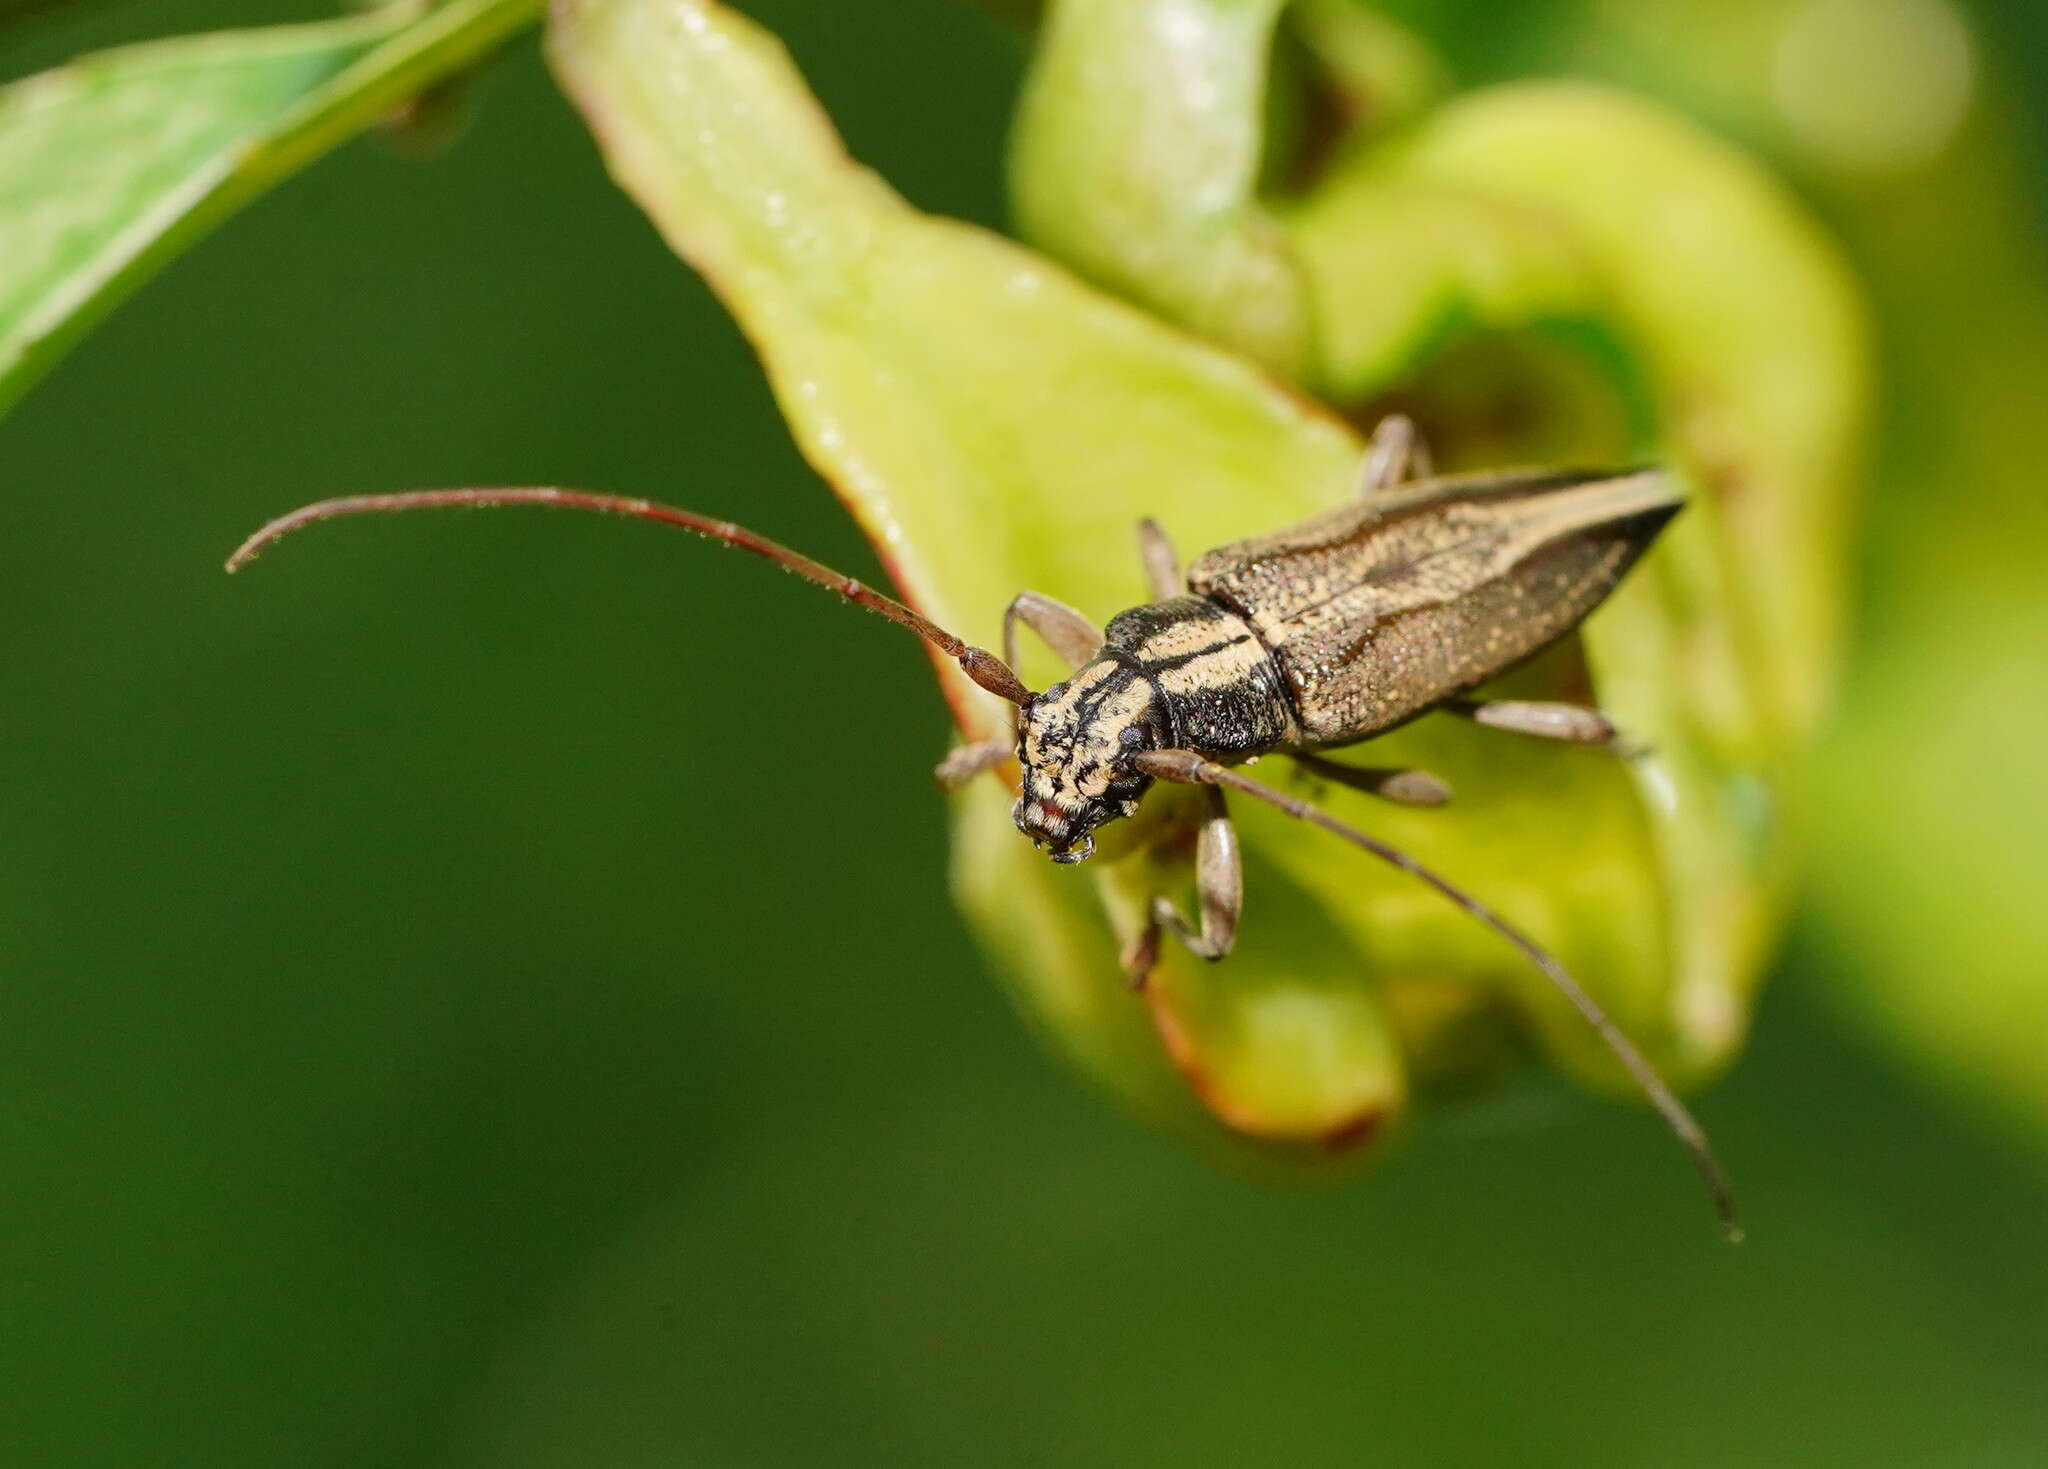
[1012,658,1160,864]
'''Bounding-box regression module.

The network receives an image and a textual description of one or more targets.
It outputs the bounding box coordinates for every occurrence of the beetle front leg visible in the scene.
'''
[934,589,1105,791]
[1358,414,1434,495]
[933,739,1012,792]
[1003,589,1103,672]
[1135,518,1182,600]
[1447,698,1620,748]
[1121,787,1242,989]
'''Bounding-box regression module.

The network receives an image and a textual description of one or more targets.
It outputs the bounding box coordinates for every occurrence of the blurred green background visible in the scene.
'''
[3,1,2046,1464]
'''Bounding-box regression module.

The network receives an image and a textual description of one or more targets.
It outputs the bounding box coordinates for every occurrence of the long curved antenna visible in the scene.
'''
[226,488,1031,707]
[1133,748,1742,1244]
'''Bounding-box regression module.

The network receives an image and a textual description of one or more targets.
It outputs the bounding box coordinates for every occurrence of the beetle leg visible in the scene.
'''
[1447,698,1620,748]
[1135,518,1183,599]
[1290,751,1451,806]
[1129,746,1740,1241]
[1409,430,1434,482]
[933,590,1104,790]
[1003,589,1103,673]
[1358,414,1434,495]
[933,739,1012,792]
[1119,918,1161,989]
[1122,788,1241,989]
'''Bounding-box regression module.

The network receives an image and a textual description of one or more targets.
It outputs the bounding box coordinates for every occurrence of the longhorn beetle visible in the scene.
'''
[228,416,1739,1241]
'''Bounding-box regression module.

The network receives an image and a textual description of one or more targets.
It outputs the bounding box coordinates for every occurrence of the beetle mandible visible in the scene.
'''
[228,415,1737,1240]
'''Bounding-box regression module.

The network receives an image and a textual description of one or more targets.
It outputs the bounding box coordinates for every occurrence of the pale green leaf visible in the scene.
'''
[549,0,1474,1153]
[546,0,1769,1164]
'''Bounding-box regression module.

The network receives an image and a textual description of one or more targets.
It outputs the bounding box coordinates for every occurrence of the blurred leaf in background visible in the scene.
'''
[0,0,539,415]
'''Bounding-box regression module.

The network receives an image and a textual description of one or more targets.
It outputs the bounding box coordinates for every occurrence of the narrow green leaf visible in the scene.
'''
[0,0,542,418]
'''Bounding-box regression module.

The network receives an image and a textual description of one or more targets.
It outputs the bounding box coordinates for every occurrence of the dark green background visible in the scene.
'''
[4,2,2046,1465]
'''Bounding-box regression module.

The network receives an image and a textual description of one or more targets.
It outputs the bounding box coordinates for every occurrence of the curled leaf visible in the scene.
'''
[1004,2,1867,1094]
[1367,83,1872,1072]
[1009,0,1314,378]
[1380,83,1871,746]
[1283,0,1449,140]
[548,0,1866,1165]
[551,0,1424,1153]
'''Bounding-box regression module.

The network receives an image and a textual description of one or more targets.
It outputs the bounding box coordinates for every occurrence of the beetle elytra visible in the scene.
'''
[229,415,1738,1240]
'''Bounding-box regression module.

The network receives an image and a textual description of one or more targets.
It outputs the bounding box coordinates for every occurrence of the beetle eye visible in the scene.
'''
[1118,726,1150,749]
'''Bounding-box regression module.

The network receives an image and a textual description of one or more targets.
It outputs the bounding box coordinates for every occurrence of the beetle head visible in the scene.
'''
[1011,661,1162,863]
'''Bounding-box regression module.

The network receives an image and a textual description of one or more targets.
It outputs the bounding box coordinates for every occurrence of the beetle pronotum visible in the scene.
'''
[229,415,1739,1241]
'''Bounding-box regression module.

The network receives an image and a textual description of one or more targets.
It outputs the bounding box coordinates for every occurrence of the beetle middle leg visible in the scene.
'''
[1358,414,1434,495]
[934,590,1105,791]
[1135,518,1182,600]
[1002,589,1102,672]
[1121,786,1242,989]
[1445,698,1622,748]
[1130,746,1740,1241]
[1290,751,1452,807]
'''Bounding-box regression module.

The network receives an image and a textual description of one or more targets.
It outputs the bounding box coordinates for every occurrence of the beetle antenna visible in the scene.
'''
[1133,748,1742,1244]
[226,487,1032,706]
